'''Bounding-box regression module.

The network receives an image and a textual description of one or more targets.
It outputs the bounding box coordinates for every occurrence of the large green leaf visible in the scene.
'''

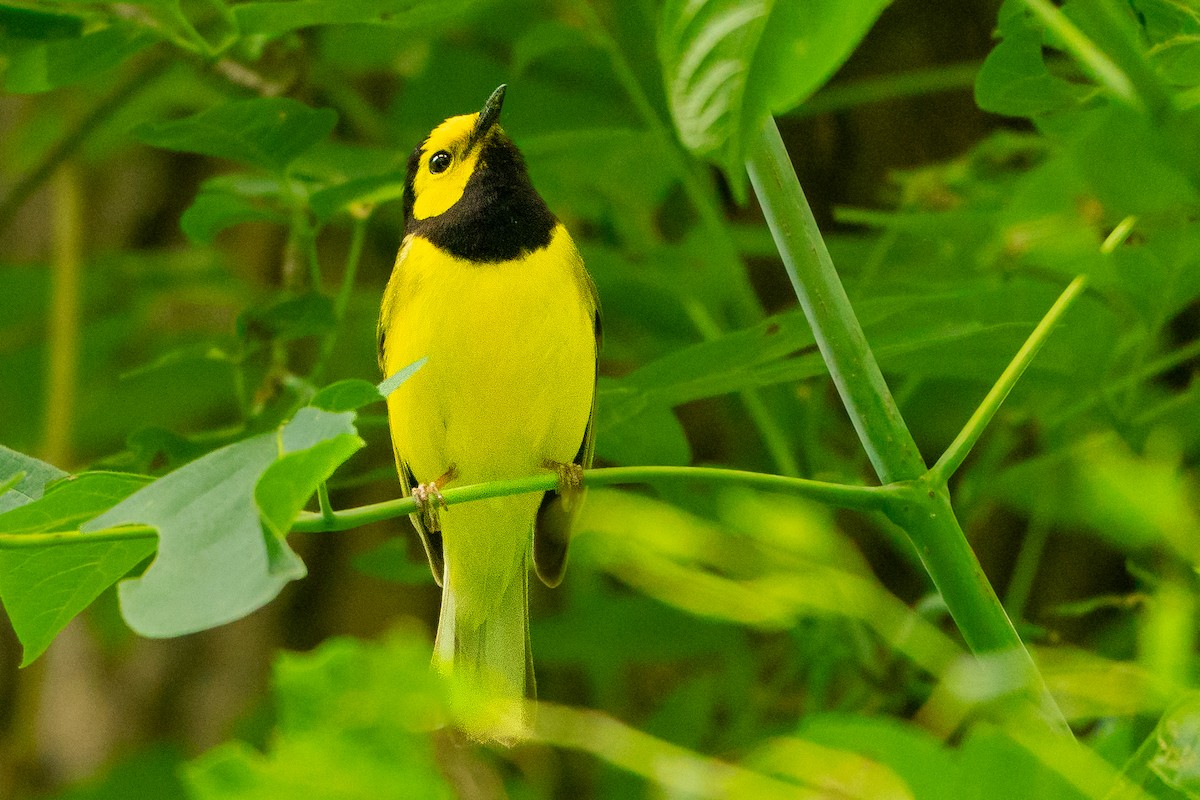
[0,472,155,665]
[136,98,338,173]
[83,407,358,638]
[658,0,890,195]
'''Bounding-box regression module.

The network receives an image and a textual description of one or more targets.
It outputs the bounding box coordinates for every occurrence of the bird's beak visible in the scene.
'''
[469,84,506,150]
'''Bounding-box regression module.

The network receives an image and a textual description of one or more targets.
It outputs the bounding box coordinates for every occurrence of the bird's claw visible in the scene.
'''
[412,464,458,532]
[543,459,585,510]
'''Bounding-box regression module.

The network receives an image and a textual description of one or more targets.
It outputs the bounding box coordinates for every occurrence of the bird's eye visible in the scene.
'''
[429,151,452,174]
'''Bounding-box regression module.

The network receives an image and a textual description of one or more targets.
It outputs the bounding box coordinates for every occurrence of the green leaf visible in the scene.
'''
[180,185,288,244]
[0,6,84,40]
[0,472,151,535]
[795,716,958,800]
[185,632,449,800]
[51,745,188,800]
[82,408,358,638]
[745,736,915,799]
[993,433,1200,560]
[308,173,405,224]
[658,0,889,196]
[310,379,384,413]
[1036,647,1176,722]
[256,433,363,539]
[0,445,67,513]
[238,293,337,343]
[975,22,1087,117]
[595,401,692,467]
[233,0,483,37]
[0,472,155,665]
[1,24,156,94]
[0,537,155,667]
[576,489,960,675]
[136,99,338,173]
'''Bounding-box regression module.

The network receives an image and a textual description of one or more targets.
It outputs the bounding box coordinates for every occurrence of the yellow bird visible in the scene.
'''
[378,85,599,737]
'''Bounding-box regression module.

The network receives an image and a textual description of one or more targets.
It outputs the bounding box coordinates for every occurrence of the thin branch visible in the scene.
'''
[311,212,368,384]
[0,468,892,547]
[930,275,1089,484]
[1021,0,1157,114]
[291,465,895,533]
[0,525,158,549]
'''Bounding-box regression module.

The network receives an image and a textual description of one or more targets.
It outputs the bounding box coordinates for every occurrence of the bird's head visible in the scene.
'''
[403,84,512,223]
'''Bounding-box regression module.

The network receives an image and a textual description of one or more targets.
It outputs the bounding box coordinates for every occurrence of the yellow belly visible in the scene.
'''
[380,224,596,618]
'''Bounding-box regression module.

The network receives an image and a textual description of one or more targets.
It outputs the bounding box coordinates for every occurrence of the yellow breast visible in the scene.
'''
[381,224,597,487]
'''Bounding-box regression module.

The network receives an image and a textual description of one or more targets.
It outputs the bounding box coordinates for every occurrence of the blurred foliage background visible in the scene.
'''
[2,0,1200,797]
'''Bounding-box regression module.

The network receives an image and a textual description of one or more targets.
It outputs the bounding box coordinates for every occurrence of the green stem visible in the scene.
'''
[1022,0,1168,116]
[317,482,335,522]
[0,525,158,549]
[291,465,894,533]
[792,61,981,117]
[930,274,1089,484]
[41,164,84,469]
[286,182,321,291]
[0,468,890,547]
[745,115,1069,733]
[311,214,368,384]
[1050,335,1200,428]
[1004,491,1054,620]
[745,116,924,485]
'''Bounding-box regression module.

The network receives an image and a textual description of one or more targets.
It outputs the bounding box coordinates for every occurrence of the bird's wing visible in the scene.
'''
[380,235,445,587]
[533,286,601,588]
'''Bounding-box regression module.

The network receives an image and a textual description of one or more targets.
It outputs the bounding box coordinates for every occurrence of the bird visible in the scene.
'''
[377,85,600,740]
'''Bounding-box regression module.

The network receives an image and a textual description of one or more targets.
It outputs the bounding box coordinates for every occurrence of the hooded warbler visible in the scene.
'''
[378,85,600,738]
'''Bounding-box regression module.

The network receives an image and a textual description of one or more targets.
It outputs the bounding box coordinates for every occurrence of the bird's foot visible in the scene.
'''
[542,459,585,510]
[412,463,458,532]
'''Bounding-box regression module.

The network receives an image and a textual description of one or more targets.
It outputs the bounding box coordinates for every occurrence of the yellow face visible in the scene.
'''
[411,112,487,220]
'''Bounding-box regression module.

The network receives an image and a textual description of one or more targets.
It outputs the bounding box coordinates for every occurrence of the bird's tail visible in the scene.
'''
[433,552,534,741]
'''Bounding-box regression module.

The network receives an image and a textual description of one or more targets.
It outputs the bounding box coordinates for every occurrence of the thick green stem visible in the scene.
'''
[745,117,924,485]
[744,116,1069,733]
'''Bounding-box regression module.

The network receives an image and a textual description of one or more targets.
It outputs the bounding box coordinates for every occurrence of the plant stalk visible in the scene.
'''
[744,116,1069,732]
[0,467,894,547]
[744,117,924,485]
[41,164,84,469]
